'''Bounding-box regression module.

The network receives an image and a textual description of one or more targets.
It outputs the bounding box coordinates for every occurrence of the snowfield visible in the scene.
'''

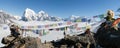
[0,24,10,47]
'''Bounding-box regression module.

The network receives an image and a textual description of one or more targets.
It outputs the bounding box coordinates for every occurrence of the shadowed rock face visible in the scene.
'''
[51,34,95,48]
[95,22,120,48]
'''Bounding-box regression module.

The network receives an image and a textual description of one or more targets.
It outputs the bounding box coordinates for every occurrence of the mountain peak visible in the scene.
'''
[25,8,35,13]
[26,8,32,10]
[24,8,36,21]
[38,10,48,17]
[23,8,62,21]
[38,10,45,14]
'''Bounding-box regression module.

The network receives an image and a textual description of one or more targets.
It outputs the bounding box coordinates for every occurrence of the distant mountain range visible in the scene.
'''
[0,8,97,24]
[22,8,62,21]
[22,8,92,22]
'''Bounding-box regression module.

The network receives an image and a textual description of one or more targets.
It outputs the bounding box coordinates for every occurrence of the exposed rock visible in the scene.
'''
[2,36,42,48]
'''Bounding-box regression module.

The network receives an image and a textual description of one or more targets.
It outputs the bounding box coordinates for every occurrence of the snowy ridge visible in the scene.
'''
[70,15,80,21]
[13,16,21,20]
[0,10,16,24]
[23,8,62,21]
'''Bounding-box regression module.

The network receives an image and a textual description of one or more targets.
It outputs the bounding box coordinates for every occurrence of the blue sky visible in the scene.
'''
[0,0,120,18]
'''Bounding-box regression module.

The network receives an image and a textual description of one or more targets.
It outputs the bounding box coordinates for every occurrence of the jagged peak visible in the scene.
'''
[25,8,32,11]
[38,10,45,14]
[25,8,35,12]
[38,10,49,17]
[24,8,36,16]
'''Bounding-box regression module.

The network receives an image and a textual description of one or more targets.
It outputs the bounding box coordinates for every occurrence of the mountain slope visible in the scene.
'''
[0,10,16,24]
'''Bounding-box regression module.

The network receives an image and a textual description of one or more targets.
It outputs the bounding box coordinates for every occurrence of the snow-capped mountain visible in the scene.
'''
[23,8,62,21]
[36,10,51,21]
[0,10,16,24]
[23,8,37,21]
[50,16,62,21]
[13,16,21,20]
[38,10,49,17]
[63,15,93,22]
[70,15,80,21]
[63,15,81,22]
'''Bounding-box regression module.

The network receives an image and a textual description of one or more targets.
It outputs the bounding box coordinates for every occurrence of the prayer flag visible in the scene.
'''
[67,22,71,25]
[45,25,49,28]
[58,23,62,26]
[21,26,24,29]
[38,25,41,28]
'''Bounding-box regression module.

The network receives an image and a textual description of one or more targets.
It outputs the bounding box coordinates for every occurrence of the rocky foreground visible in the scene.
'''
[1,33,96,48]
